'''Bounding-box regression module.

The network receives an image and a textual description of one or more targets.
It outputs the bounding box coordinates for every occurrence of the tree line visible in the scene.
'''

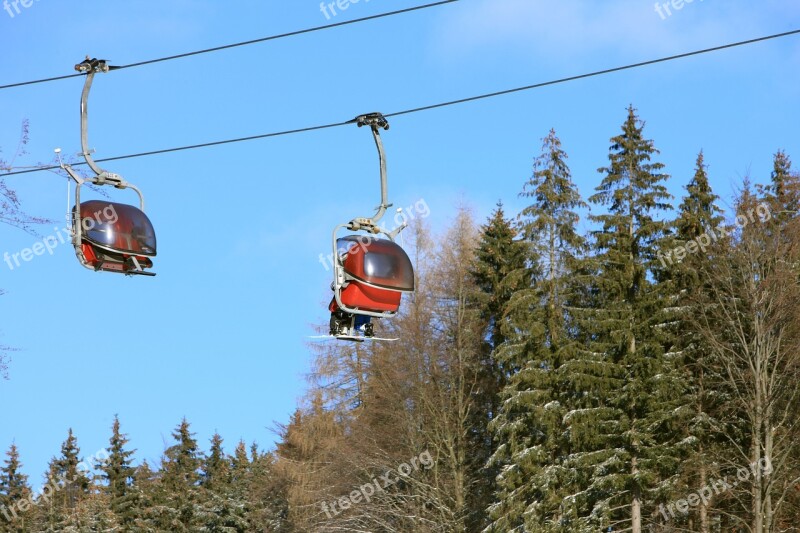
[0,417,289,531]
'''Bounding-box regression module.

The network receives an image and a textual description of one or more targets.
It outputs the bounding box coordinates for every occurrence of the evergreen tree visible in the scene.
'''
[230,440,250,487]
[99,415,137,526]
[0,443,31,529]
[36,459,65,531]
[195,489,249,532]
[52,429,91,513]
[130,459,160,530]
[34,430,92,531]
[561,107,682,532]
[156,418,204,531]
[672,152,724,250]
[249,442,260,464]
[487,129,587,532]
[198,435,255,532]
[470,202,531,530]
[668,152,725,531]
[248,451,291,532]
[73,493,119,531]
[472,202,532,352]
[163,418,202,490]
[134,418,202,532]
[202,433,229,493]
[764,150,800,223]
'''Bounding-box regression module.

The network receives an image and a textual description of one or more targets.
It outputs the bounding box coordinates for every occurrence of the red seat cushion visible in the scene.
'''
[331,281,401,313]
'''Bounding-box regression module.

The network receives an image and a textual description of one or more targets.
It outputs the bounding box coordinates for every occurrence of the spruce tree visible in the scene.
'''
[156,418,204,531]
[199,435,254,532]
[163,418,202,490]
[99,415,136,526]
[668,151,725,531]
[72,493,119,531]
[487,129,587,532]
[34,429,92,531]
[202,433,229,493]
[52,429,91,513]
[472,202,531,352]
[764,150,800,223]
[470,202,531,530]
[675,152,723,241]
[37,459,65,531]
[230,440,250,487]
[195,489,249,532]
[0,443,31,528]
[130,460,159,530]
[560,107,682,532]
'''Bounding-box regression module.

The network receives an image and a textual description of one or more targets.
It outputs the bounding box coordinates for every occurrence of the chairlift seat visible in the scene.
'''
[330,236,414,314]
[75,200,156,274]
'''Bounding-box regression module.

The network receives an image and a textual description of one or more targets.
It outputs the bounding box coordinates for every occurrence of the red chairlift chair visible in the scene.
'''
[329,235,414,314]
[74,200,156,275]
[328,114,415,340]
[60,58,157,276]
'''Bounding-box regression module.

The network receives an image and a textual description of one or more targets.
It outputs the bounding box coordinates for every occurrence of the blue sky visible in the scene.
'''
[1,0,798,483]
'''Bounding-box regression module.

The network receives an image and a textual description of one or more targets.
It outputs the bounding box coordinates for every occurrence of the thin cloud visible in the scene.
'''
[433,0,789,66]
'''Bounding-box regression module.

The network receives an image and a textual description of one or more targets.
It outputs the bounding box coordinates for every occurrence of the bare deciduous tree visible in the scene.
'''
[280,211,490,532]
[692,192,800,533]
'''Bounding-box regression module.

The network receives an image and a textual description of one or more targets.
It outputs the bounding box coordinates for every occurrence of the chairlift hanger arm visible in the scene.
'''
[59,58,146,211]
[73,57,127,188]
[348,113,391,231]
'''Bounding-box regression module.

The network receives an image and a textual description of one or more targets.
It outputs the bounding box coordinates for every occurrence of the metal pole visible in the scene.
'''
[349,113,392,231]
[79,70,106,178]
[370,124,389,225]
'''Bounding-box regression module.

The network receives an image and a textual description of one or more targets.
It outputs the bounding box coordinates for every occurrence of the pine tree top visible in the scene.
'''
[764,150,800,222]
[471,204,530,350]
[162,418,202,489]
[101,415,136,492]
[591,106,673,254]
[676,151,723,240]
[520,129,586,243]
[0,442,31,503]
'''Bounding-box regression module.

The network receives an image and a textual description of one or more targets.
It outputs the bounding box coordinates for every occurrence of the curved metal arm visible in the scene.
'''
[350,113,391,230]
[60,58,144,210]
[370,123,389,225]
[74,58,126,187]
[80,69,106,178]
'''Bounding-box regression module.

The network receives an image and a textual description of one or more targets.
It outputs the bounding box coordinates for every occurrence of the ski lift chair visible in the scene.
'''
[74,200,156,274]
[60,57,157,276]
[329,236,415,315]
[326,112,415,340]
